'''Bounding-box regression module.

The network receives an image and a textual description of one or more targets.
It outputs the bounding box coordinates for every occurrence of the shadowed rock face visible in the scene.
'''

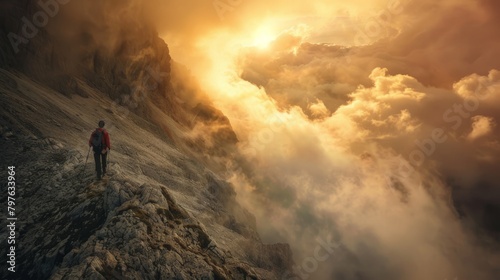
[0,1,293,279]
[0,0,237,154]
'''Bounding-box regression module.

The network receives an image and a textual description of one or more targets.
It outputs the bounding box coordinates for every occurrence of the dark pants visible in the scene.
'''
[94,152,107,178]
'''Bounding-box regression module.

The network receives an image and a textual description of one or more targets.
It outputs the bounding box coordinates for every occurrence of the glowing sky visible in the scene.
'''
[153,0,500,279]
[33,0,500,279]
[3,0,500,278]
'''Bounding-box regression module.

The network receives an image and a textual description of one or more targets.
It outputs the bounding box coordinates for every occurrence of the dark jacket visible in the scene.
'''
[89,128,111,150]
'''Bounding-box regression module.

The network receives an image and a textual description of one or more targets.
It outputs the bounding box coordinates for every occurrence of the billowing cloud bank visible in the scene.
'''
[218,67,500,279]
[168,1,500,279]
[32,0,500,278]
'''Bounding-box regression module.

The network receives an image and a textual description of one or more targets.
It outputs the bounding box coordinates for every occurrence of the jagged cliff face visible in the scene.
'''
[0,0,237,157]
[0,1,291,279]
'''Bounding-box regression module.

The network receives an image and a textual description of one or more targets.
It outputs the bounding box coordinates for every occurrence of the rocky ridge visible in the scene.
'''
[0,67,293,280]
[0,0,293,279]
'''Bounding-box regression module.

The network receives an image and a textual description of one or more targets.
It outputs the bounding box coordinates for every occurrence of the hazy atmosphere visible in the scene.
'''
[1,0,500,279]
[163,0,500,279]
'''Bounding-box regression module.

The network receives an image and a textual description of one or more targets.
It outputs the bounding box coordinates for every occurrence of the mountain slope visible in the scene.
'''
[0,69,293,279]
[0,2,293,279]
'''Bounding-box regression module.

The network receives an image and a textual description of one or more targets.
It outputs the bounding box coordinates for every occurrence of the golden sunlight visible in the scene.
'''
[249,25,279,49]
[4,0,500,280]
[160,1,500,279]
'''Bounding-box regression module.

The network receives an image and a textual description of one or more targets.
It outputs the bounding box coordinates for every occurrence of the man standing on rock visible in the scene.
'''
[89,120,111,180]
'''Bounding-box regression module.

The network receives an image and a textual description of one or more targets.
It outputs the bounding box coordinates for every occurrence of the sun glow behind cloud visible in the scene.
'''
[157,0,500,279]
[7,0,499,278]
[250,26,278,49]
